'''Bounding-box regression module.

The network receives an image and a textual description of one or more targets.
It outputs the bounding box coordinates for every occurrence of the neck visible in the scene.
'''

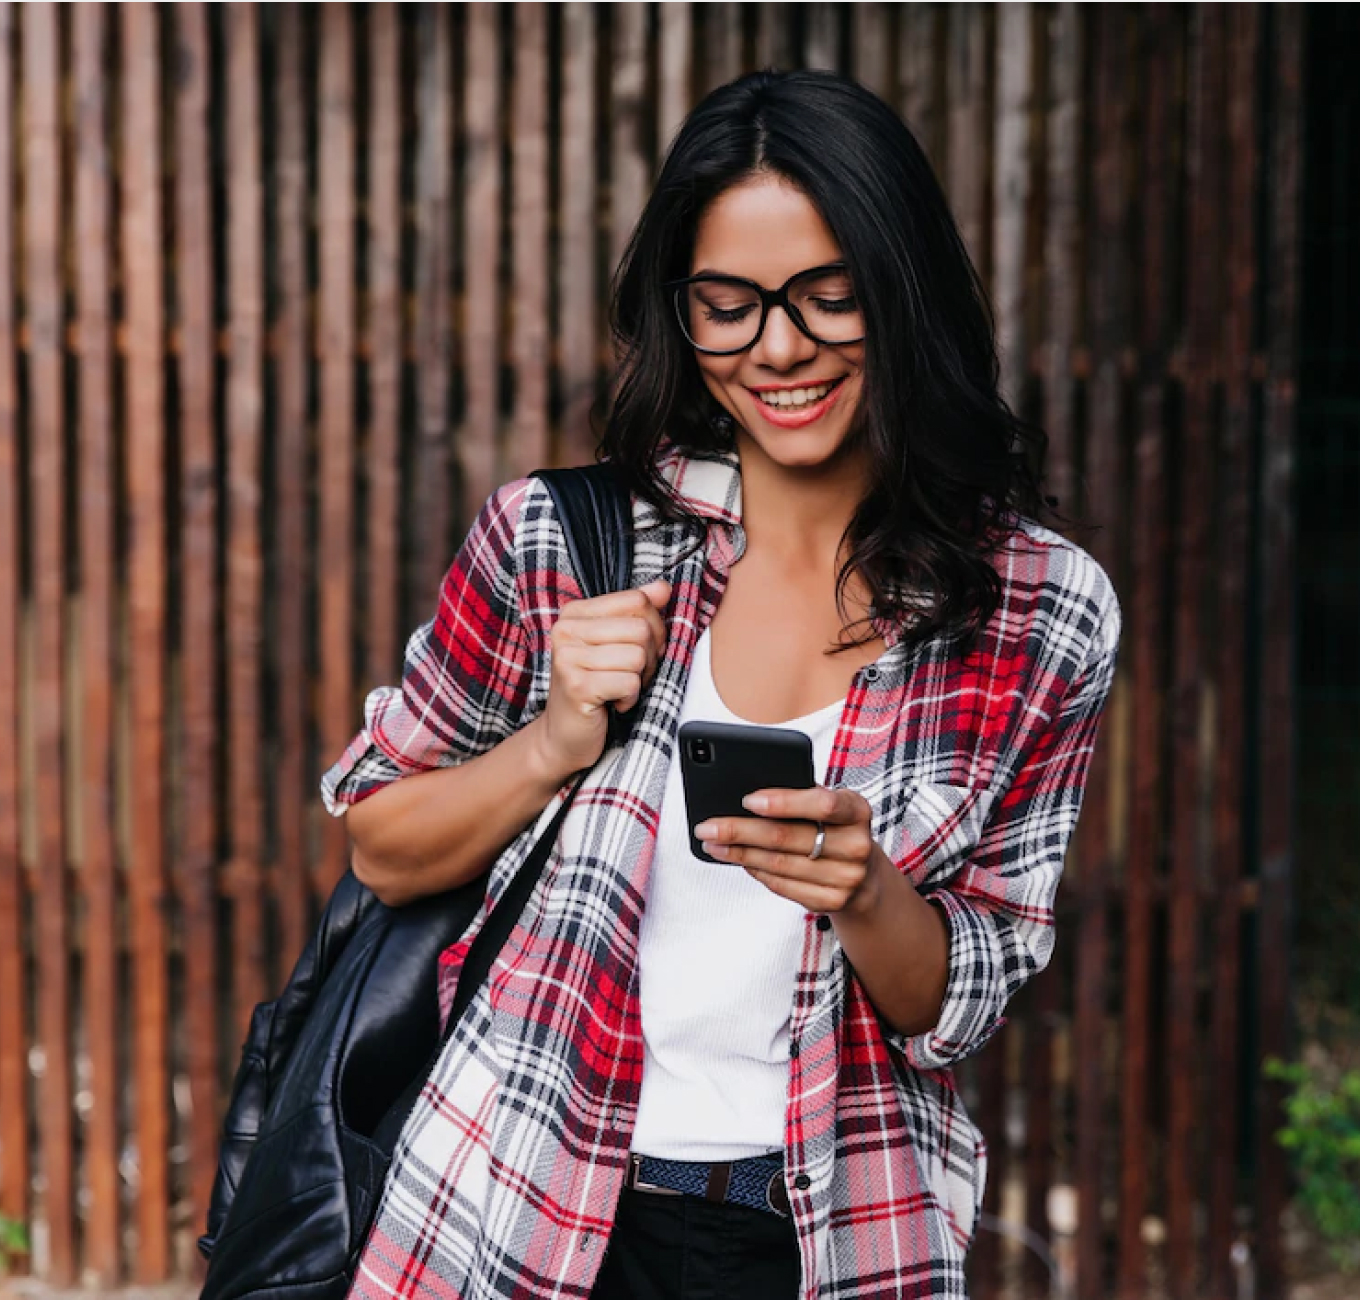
[734,433,868,560]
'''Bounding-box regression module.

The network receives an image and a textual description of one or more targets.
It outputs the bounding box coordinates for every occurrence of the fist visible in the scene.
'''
[538,579,670,774]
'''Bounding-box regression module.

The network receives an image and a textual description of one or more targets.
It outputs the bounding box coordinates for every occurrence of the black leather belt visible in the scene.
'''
[625,1152,791,1218]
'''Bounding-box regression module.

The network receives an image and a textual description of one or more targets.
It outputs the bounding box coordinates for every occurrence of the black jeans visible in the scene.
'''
[590,1187,801,1300]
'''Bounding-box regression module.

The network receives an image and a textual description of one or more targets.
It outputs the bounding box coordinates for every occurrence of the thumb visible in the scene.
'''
[639,578,671,609]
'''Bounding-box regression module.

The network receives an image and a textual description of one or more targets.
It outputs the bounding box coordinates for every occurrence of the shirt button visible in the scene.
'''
[794,1174,812,1191]
[789,1037,800,1058]
[816,915,832,932]
[862,665,881,684]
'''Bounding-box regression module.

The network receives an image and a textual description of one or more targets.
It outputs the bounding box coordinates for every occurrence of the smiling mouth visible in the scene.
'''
[751,378,845,410]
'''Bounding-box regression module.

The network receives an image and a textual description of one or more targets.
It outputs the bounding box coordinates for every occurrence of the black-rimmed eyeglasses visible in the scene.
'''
[664,262,865,355]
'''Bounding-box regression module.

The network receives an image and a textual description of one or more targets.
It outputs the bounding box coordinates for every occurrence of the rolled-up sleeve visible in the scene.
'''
[321,479,534,815]
[895,596,1121,1071]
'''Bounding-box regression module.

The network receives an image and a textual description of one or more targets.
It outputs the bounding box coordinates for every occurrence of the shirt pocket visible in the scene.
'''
[884,778,991,891]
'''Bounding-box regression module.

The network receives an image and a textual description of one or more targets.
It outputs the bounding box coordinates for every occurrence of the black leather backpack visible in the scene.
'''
[199,465,633,1300]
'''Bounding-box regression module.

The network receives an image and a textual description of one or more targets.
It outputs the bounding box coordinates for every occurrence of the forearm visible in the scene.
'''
[832,849,949,1037]
[346,715,577,907]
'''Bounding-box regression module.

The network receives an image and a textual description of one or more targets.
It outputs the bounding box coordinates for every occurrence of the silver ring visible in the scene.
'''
[808,822,827,861]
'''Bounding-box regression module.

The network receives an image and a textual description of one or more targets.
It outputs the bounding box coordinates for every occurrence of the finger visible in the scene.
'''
[695,814,827,857]
[567,642,650,677]
[740,785,868,826]
[561,583,668,623]
[556,617,658,650]
[707,840,860,890]
[742,867,849,914]
[561,669,646,714]
[559,594,667,662]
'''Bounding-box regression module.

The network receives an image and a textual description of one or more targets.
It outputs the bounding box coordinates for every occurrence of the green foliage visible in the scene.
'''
[0,1211,28,1272]
[1267,1055,1360,1273]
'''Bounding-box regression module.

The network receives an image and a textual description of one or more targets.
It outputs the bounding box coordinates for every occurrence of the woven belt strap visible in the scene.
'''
[626,1152,790,1217]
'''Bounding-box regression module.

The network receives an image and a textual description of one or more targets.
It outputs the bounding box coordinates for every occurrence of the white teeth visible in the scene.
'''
[757,381,834,410]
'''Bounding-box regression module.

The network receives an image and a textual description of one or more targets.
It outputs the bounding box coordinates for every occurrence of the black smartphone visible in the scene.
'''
[677,720,816,863]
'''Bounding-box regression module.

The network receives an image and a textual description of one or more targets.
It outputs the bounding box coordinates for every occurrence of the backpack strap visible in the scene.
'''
[374,463,634,1149]
[449,463,634,1025]
[532,463,633,607]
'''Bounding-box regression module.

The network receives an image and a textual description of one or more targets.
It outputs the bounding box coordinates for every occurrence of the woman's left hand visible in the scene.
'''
[695,786,892,917]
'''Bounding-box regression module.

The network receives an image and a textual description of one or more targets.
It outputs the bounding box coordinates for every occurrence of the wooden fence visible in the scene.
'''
[0,3,1301,1296]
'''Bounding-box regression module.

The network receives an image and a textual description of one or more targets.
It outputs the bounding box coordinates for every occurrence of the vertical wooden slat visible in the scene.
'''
[754,3,795,73]
[703,5,742,93]
[463,2,501,528]
[1109,17,1164,1300]
[851,3,892,101]
[946,12,1000,1297]
[946,4,989,282]
[318,1,356,893]
[25,5,74,1279]
[991,4,1033,411]
[1115,9,1178,1300]
[272,3,311,957]
[803,3,839,71]
[610,5,649,275]
[365,2,403,689]
[1082,17,1136,1300]
[657,3,692,154]
[1040,6,1101,1293]
[73,4,120,1282]
[0,0,28,1240]
[1206,11,1260,1297]
[174,5,220,1240]
[1040,4,1081,515]
[226,1,267,1026]
[121,1,171,1277]
[1254,7,1303,1295]
[991,16,1045,1288]
[1166,11,1227,1299]
[510,4,550,480]
[559,3,598,468]
[900,4,943,171]
[412,2,453,609]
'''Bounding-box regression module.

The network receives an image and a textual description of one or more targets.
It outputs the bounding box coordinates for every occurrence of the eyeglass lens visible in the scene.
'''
[678,267,863,353]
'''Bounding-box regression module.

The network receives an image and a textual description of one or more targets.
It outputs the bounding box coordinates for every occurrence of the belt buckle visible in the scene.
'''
[628,1153,682,1197]
[765,1169,792,1218]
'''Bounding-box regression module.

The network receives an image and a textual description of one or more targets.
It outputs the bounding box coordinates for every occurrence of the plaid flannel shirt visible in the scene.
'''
[322,446,1120,1300]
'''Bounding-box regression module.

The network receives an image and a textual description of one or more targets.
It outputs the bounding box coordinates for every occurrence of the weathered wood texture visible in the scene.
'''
[0,5,1304,1290]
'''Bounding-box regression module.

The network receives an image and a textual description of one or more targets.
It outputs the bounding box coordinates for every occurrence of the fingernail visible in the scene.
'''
[706,844,731,860]
[695,821,717,839]
[741,794,768,814]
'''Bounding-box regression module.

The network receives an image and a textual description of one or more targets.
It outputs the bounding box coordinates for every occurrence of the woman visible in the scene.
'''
[323,69,1119,1300]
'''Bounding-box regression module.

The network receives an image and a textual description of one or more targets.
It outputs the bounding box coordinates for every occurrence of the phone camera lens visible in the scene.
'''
[689,738,713,765]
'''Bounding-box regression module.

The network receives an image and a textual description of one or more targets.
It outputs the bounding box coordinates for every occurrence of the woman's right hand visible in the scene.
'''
[531,579,671,777]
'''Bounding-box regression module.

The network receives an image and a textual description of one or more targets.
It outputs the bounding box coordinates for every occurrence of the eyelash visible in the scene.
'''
[702,304,757,324]
[810,296,857,314]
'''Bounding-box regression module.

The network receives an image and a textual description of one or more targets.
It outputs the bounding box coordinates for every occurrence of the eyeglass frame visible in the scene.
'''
[663,262,865,356]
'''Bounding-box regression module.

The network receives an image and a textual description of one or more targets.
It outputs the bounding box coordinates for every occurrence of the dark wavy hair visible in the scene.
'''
[600,68,1049,650]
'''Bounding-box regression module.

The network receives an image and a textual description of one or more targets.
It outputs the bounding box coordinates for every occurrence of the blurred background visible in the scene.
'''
[0,3,1355,1298]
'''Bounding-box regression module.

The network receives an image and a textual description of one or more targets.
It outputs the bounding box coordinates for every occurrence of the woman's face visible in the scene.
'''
[687,175,866,474]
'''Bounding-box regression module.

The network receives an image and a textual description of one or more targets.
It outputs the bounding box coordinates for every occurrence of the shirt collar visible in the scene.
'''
[642,443,744,530]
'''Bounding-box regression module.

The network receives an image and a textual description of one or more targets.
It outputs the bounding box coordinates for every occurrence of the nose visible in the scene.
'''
[750,304,818,371]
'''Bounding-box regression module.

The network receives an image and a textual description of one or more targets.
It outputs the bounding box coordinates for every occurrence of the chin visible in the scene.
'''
[740,422,857,472]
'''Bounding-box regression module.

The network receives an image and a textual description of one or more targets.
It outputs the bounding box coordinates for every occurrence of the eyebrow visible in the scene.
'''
[687,265,849,283]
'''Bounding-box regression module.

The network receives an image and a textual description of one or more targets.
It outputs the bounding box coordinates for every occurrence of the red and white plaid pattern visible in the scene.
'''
[322,447,1120,1300]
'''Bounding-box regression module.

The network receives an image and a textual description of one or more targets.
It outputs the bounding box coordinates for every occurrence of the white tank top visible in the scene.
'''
[632,629,843,1161]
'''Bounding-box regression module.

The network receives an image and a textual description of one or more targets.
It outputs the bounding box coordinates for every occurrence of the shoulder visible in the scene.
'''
[464,475,572,572]
[465,474,617,636]
[986,520,1122,673]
